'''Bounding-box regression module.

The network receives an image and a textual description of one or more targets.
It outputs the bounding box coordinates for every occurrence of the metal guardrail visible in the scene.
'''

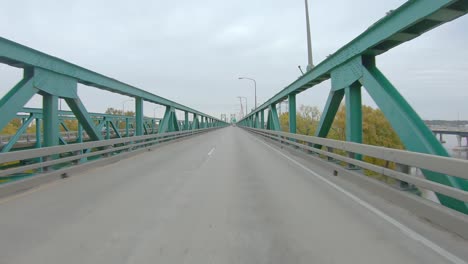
[0,128,218,179]
[243,127,468,205]
[0,129,137,144]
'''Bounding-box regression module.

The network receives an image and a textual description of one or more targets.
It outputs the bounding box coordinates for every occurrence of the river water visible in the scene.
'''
[440,134,468,160]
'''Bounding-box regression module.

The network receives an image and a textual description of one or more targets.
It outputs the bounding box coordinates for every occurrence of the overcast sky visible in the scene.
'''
[1,0,467,120]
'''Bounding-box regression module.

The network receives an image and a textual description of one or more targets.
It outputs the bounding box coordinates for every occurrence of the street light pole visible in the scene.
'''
[238,77,257,109]
[239,96,248,116]
[122,99,133,114]
[304,0,314,71]
[153,106,160,118]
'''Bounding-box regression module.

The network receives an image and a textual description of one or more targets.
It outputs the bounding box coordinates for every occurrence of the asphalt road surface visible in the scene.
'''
[0,127,466,264]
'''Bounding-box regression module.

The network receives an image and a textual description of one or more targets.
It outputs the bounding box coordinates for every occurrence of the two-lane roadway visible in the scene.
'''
[0,127,467,263]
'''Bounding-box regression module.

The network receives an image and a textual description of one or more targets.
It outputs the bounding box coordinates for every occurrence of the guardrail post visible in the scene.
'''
[326,146,335,162]
[395,163,413,190]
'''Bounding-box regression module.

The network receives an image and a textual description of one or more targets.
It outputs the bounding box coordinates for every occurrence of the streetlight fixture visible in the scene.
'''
[238,77,257,110]
[121,99,133,114]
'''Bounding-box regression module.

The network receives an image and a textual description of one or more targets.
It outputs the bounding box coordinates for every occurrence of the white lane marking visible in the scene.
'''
[208,147,215,156]
[251,136,467,264]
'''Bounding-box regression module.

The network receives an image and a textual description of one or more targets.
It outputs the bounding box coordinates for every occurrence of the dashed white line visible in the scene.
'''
[251,135,467,264]
[207,147,215,156]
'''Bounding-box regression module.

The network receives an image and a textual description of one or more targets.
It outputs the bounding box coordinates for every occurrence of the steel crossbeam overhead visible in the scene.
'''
[238,0,468,214]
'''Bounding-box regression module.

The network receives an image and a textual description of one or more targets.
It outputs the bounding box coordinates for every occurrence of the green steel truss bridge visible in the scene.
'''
[1,1,468,263]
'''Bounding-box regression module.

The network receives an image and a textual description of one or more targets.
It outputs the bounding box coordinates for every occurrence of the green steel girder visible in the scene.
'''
[42,93,59,147]
[345,83,363,161]
[360,58,468,213]
[0,39,224,124]
[35,118,42,148]
[22,107,164,122]
[158,106,172,133]
[59,120,69,132]
[192,114,200,130]
[109,120,122,138]
[200,116,205,129]
[288,94,297,134]
[35,68,78,99]
[106,121,111,139]
[64,97,103,141]
[59,136,68,145]
[254,113,260,128]
[0,70,37,133]
[125,118,130,137]
[158,106,180,133]
[266,105,281,131]
[184,111,189,130]
[135,97,144,136]
[238,0,468,123]
[315,90,344,139]
[172,113,180,132]
[1,113,35,153]
[143,122,149,135]
[345,83,363,145]
[260,110,265,129]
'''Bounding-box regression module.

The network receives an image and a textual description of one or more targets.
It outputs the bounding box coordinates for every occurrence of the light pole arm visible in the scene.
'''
[239,77,257,110]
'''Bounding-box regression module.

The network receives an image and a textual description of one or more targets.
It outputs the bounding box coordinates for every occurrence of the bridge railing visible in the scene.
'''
[243,127,468,207]
[236,0,468,214]
[0,129,138,145]
[0,127,219,191]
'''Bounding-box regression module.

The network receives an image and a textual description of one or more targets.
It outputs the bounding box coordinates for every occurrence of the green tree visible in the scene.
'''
[279,104,404,182]
[105,107,134,116]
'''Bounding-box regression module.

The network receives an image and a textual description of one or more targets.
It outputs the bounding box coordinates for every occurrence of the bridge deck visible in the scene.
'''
[0,127,466,263]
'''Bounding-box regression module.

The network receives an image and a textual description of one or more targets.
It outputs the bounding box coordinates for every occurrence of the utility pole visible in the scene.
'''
[304,0,314,71]
[237,96,244,119]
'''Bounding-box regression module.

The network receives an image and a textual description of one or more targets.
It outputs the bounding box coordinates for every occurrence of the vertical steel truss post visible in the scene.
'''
[288,93,296,134]
[260,110,265,129]
[135,97,143,136]
[35,118,42,148]
[184,111,189,130]
[42,93,59,147]
[125,117,129,137]
[192,114,199,130]
[254,112,260,128]
[345,83,362,161]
